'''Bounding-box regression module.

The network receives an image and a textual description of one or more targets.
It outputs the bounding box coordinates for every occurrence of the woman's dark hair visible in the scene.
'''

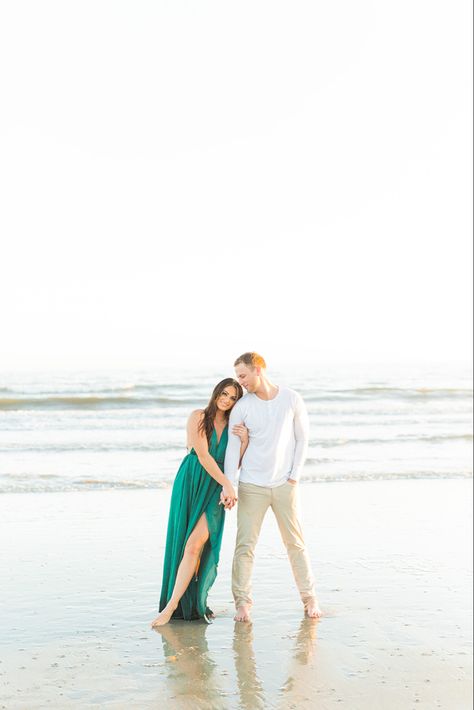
[199,378,243,444]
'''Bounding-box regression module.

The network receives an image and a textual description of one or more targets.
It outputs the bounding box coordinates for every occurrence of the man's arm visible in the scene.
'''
[289,392,309,482]
[224,401,244,486]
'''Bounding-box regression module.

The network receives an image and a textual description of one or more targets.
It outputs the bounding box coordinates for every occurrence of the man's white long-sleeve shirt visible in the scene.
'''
[224,386,309,488]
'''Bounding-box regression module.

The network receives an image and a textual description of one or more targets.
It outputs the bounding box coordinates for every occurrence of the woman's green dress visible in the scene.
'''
[159,425,229,621]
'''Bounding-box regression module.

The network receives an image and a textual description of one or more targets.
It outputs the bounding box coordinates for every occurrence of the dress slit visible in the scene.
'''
[158,426,228,621]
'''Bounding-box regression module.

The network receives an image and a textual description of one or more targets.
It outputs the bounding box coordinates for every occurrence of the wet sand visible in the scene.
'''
[0,478,472,709]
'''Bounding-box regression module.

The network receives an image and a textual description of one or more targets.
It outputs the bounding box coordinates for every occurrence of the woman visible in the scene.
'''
[151,378,248,627]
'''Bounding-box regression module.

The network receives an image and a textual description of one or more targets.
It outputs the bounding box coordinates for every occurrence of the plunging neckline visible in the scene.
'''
[213,423,227,447]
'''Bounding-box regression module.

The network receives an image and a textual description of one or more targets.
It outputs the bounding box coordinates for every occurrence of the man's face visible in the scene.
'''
[234,363,260,392]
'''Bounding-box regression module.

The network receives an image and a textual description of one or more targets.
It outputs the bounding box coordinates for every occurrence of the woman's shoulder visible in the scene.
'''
[188,408,205,422]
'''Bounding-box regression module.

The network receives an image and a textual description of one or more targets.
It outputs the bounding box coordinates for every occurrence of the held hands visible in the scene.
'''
[219,482,237,511]
[220,492,237,510]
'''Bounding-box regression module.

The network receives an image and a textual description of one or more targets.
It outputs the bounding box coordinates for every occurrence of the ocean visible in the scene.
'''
[0,363,471,494]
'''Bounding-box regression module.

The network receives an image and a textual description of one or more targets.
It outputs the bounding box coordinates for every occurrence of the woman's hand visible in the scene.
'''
[232,422,249,444]
[222,480,236,502]
[223,496,237,510]
[220,482,237,510]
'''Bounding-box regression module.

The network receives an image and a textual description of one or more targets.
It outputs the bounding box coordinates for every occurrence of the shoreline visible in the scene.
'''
[0,470,472,496]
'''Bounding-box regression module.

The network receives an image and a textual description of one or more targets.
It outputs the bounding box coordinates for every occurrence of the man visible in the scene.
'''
[223,351,322,622]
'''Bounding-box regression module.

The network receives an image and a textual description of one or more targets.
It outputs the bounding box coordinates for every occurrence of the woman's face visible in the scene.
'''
[215,385,239,412]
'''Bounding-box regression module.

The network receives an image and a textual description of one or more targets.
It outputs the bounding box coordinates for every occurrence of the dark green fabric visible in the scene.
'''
[159,425,228,620]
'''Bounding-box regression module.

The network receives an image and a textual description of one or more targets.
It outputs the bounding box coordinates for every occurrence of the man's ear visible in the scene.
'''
[255,366,261,376]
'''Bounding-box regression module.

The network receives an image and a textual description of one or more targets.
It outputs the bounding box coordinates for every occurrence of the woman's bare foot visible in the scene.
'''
[304,599,322,619]
[234,604,251,622]
[150,602,177,628]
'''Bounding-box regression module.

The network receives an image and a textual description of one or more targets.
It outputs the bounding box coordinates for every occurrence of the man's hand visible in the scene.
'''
[220,489,237,510]
[232,422,249,444]
[287,479,297,485]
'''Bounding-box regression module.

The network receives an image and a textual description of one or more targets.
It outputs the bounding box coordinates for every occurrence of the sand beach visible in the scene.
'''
[0,477,472,709]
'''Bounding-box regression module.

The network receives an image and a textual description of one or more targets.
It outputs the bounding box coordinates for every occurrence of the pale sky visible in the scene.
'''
[0,1,472,371]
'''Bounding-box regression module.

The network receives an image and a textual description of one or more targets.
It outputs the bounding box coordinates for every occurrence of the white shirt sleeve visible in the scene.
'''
[224,400,244,486]
[289,392,309,481]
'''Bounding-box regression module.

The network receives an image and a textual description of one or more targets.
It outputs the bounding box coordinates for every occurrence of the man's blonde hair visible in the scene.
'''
[234,352,267,369]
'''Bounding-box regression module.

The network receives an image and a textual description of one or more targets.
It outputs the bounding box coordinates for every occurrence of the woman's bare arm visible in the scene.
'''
[232,423,249,468]
[238,437,249,468]
[187,411,234,492]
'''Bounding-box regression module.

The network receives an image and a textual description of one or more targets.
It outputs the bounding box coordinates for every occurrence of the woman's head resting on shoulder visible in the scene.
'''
[199,378,243,443]
[212,378,243,413]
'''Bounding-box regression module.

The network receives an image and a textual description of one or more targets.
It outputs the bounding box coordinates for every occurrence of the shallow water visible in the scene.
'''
[0,363,471,494]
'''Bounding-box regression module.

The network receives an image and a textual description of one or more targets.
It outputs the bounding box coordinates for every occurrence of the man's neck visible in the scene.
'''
[254,377,279,401]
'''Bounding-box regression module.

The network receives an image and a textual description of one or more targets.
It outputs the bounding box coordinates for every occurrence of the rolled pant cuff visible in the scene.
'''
[234,598,252,609]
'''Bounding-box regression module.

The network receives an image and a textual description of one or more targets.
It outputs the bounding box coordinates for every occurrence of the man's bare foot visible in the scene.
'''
[150,602,177,627]
[234,605,251,622]
[305,599,322,619]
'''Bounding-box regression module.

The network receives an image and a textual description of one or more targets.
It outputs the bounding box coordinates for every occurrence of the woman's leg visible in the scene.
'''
[151,513,209,627]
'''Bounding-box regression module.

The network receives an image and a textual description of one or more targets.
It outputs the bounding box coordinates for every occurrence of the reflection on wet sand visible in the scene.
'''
[277,618,319,708]
[232,617,319,709]
[154,620,223,708]
[232,622,265,709]
[154,617,319,709]
[293,617,319,665]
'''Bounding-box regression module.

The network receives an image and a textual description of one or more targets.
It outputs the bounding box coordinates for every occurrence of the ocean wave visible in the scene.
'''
[313,433,473,447]
[0,395,204,411]
[0,442,186,453]
[0,477,171,493]
[0,470,471,494]
[0,382,209,397]
[0,432,470,454]
[304,387,473,401]
[1,383,471,410]
[300,470,473,483]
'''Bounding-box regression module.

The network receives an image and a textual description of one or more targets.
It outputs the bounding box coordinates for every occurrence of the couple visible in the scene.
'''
[151,352,321,627]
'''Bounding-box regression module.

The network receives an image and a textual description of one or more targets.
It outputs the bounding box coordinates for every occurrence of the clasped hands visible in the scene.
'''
[220,489,237,510]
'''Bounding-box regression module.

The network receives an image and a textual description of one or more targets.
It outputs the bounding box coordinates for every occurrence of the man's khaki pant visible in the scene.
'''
[232,481,316,609]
